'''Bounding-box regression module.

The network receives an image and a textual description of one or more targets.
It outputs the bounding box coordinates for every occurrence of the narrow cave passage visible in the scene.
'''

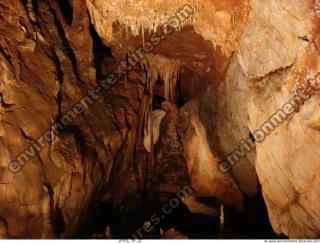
[77,193,280,239]
[56,0,73,25]
[73,65,280,240]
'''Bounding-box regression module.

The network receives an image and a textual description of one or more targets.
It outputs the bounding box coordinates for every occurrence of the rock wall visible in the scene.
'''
[0,0,147,238]
[220,0,320,238]
[1,0,320,239]
[85,0,320,238]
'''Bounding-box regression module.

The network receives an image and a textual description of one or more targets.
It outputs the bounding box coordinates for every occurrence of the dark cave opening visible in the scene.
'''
[176,79,186,108]
[72,69,280,239]
[56,0,73,25]
[152,94,166,110]
[249,132,256,143]
[90,25,114,80]
[76,196,282,239]
[152,77,185,110]
[68,55,281,239]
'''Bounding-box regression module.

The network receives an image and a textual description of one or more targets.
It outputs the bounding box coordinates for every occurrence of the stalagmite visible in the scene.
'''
[219,204,225,237]
[105,226,112,239]
[143,110,166,153]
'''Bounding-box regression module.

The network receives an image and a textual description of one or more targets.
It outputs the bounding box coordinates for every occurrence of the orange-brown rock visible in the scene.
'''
[1,0,320,239]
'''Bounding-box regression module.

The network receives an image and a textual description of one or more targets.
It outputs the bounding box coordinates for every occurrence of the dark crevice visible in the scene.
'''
[243,187,286,239]
[31,0,41,25]
[23,0,37,24]
[152,94,166,110]
[90,24,113,80]
[47,0,82,82]
[63,125,87,152]
[0,46,14,73]
[155,75,163,86]
[176,95,186,109]
[51,49,64,119]
[249,132,256,144]
[43,183,59,235]
[31,0,40,16]
[0,217,9,237]
[176,79,185,108]
[56,90,63,118]
[77,195,282,239]
[53,207,67,234]
[56,0,73,25]
[19,128,33,141]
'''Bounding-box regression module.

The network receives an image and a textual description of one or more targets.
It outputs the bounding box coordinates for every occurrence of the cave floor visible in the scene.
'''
[75,199,284,239]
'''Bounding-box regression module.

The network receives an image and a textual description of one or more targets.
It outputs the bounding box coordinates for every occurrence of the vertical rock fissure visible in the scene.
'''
[47,0,82,82]
[56,0,73,25]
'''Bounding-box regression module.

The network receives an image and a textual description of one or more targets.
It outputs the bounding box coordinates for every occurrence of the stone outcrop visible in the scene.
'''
[0,0,146,238]
[1,0,320,239]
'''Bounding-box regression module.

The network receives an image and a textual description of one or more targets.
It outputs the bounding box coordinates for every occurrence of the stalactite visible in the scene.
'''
[141,54,180,104]
[219,204,225,237]
[87,0,198,45]
[87,0,247,59]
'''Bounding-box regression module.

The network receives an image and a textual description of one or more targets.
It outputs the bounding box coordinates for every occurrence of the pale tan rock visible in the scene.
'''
[143,109,166,152]
[237,0,312,79]
[180,101,244,209]
[196,63,259,197]
[247,42,320,238]
[86,0,249,56]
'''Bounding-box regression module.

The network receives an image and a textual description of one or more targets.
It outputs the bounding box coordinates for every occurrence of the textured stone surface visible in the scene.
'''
[0,0,147,238]
[247,42,320,238]
[230,0,320,238]
[1,0,320,239]
[180,100,244,209]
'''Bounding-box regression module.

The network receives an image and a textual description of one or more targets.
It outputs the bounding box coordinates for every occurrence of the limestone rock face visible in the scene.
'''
[86,0,320,238]
[1,0,320,239]
[227,0,320,238]
[247,43,320,238]
[87,0,259,204]
[237,0,312,79]
[180,100,244,209]
[215,0,320,238]
[0,0,145,238]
